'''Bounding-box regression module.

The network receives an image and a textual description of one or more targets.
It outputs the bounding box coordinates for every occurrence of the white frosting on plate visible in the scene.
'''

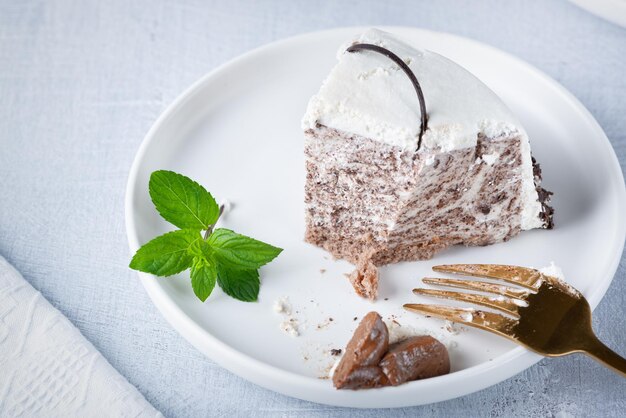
[539,262,565,281]
[302,28,522,152]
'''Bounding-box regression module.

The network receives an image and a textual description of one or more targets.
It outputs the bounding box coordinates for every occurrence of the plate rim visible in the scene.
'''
[125,26,626,408]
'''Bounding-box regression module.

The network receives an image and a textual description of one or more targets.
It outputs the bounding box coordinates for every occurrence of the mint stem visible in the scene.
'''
[204,204,225,240]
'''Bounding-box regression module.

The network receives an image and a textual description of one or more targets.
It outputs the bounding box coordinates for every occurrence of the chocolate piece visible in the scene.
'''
[346,43,428,149]
[332,312,389,389]
[336,366,389,390]
[379,336,450,386]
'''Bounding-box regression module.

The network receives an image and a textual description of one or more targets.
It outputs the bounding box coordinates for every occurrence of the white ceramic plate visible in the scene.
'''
[569,0,626,28]
[125,27,626,408]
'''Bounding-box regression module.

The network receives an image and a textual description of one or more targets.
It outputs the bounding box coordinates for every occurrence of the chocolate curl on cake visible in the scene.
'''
[346,43,428,150]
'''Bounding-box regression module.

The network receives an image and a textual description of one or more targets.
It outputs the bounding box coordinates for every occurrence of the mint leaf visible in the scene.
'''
[149,170,220,230]
[217,266,260,302]
[190,257,217,302]
[207,228,283,270]
[129,229,201,276]
[188,238,212,259]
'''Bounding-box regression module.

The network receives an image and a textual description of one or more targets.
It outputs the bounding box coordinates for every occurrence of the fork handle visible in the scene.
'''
[583,336,626,377]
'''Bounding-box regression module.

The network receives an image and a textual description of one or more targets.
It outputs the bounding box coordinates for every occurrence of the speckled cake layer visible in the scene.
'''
[304,125,553,265]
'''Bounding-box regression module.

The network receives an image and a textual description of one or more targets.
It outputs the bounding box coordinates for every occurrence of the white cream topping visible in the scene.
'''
[302,28,522,152]
[539,262,565,281]
[518,132,545,230]
[481,152,500,166]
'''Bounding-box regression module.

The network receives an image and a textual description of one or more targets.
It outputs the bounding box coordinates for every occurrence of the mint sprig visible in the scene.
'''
[130,170,282,302]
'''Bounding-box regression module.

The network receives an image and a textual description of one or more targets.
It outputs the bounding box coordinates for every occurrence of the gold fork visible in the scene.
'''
[403,264,626,377]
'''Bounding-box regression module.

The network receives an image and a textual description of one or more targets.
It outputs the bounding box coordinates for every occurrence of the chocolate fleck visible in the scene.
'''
[478,204,491,215]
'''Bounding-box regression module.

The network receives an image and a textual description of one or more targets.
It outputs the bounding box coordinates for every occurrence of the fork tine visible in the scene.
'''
[413,288,521,317]
[422,277,531,299]
[432,264,543,290]
[403,303,517,337]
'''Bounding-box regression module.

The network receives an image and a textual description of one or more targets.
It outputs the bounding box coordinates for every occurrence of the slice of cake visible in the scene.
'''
[302,29,553,298]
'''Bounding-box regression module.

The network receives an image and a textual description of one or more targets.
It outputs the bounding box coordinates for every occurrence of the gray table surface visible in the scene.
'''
[1,0,625,416]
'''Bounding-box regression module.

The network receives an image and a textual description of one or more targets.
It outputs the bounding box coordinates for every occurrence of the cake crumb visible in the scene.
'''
[348,255,379,300]
[280,319,300,337]
[330,348,342,356]
[274,296,302,337]
[316,317,334,330]
[273,297,292,315]
[353,317,358,321]
[320,269,326,274]
[444,320,460,335]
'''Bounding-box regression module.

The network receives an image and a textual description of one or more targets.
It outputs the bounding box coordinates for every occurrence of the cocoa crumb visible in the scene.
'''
[353,317,358,321]
[348,255,379,300]
[330,348,342,356]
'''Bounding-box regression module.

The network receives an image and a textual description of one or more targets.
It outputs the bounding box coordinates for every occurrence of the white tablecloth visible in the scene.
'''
[0,0,624,416]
